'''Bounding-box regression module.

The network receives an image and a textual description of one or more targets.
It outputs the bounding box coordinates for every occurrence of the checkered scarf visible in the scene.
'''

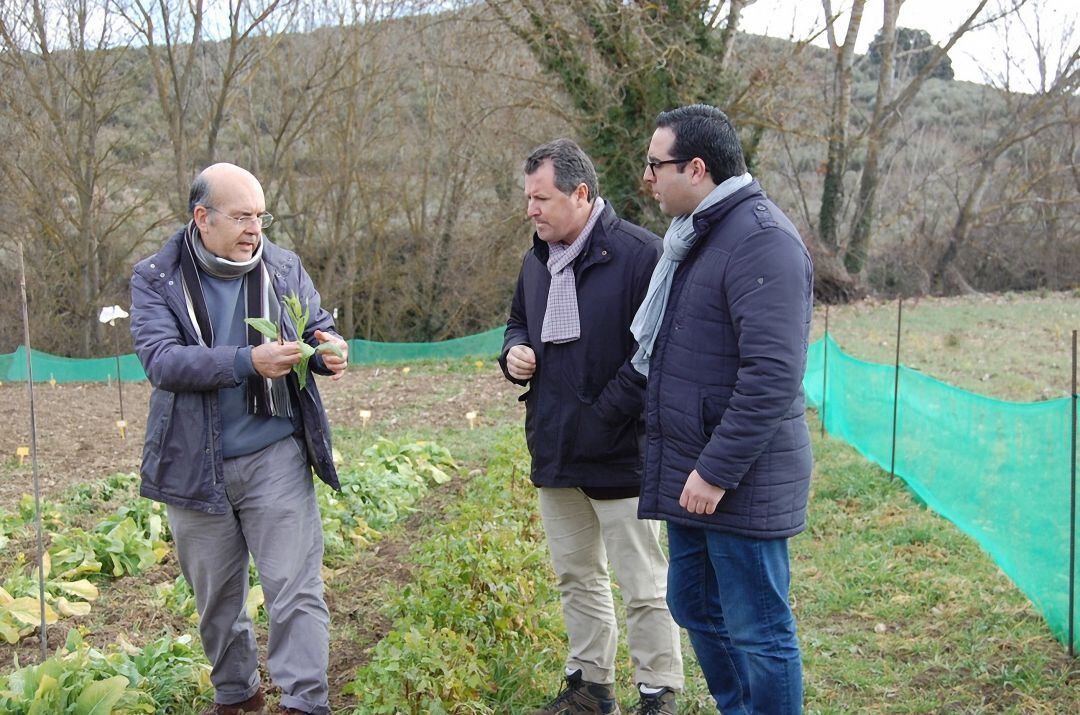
[540,198,605,344]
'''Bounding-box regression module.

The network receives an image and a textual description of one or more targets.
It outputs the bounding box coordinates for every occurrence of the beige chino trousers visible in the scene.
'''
[538,487,684,690]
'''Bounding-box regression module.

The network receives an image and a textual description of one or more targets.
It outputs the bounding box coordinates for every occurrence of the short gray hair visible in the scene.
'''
[188,174,212,215]
[524,138,598,201]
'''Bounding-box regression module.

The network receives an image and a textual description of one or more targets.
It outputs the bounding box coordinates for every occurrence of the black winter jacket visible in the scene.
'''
[500,203,661,489]
[637,182,814,537]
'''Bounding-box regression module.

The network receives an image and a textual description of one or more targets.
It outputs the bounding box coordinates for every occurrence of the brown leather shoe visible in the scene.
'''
[530,670,621,714]
[199,688,266,715]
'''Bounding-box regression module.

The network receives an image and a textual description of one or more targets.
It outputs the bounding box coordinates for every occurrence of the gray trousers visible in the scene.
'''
[167,436,330,714]
[538,487,684,690]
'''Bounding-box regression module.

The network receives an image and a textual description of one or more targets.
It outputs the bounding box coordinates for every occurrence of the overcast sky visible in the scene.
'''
[738,0,1077,91]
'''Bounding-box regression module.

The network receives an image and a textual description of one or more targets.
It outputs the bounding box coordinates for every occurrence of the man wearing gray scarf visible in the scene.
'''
[634,106,814,715]
[130,163,348,715]
[500,139,683,715]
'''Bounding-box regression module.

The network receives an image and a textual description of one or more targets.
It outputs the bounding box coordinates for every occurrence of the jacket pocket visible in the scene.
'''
[700,385,733,440]
[142,390,175,483]
[569,394,638,464]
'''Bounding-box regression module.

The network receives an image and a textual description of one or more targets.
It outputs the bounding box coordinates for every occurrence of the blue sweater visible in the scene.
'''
[201,274,295,459]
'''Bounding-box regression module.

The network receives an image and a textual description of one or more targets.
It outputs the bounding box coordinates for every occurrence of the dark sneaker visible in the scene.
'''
[276,708,307,714]
[530,670,621,714]
[636,686,677,715]
[200,688,266,715]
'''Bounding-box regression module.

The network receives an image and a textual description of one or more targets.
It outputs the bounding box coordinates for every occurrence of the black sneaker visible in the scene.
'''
[636,686,677,715]
[529,670,622,714]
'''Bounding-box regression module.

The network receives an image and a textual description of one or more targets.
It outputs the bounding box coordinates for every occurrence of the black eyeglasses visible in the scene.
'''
[205,206,274,229]
[646,157,690,179]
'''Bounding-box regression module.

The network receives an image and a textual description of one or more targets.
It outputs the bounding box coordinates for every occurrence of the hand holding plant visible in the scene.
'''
[245,293,343,389]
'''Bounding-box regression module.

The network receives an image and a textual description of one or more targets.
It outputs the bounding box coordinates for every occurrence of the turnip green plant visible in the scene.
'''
[244,292,342,389]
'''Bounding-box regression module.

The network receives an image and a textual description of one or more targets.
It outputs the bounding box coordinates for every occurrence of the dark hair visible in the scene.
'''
[524,138,598,201]
[188,174,212,215]
[656,104,746,184]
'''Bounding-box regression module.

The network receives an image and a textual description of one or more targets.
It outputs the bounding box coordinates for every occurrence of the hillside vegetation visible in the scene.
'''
[0,0,1076,357]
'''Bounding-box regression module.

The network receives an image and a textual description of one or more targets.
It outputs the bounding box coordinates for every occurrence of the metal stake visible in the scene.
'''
[890,297,903,479]
[821,304,830,438]
[18,244,48,661]
[113,326,125,432]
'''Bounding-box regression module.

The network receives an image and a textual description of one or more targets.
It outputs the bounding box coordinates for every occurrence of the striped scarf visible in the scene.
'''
[179,221,292,417]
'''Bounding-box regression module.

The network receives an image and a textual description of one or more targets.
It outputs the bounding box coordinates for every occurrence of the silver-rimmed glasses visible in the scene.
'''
[205,206,274,229]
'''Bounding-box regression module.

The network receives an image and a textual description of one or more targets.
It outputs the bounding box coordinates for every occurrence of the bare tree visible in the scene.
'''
[814,0,868,300]
[930,0,1079,292]
[845,1,1029,275]
[115,0,288,217]
[0,0,148,355]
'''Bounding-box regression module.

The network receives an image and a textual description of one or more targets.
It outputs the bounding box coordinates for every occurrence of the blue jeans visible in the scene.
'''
[666,522,802,714]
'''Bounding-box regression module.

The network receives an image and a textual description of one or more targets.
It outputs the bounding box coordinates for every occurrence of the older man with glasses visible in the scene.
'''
[130,163,348,715]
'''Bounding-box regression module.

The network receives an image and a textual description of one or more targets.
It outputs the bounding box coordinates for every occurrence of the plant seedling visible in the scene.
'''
[244,293,343,390]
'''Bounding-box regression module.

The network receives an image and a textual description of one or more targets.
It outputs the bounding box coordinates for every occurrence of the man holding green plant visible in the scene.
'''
[130,163,348,715]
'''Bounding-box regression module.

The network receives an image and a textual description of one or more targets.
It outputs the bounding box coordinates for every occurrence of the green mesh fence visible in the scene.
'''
[2,330,1077,650]
[3,345,147,383]
[806,334,1078,652]
[0,328,506,383]
[346,328,504,364]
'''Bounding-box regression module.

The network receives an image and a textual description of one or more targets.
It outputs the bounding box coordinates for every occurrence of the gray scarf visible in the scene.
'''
[189,223,265,278]
[630,173,753,375]
[181,222,291,417]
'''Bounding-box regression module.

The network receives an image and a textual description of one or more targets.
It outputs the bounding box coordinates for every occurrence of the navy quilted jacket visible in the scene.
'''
[637,182,814,537]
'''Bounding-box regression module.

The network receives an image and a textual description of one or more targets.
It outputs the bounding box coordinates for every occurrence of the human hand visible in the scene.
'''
[315,330,349,380]
[506,344,536,380]
[679,469,726,515]
[252,341,303,379]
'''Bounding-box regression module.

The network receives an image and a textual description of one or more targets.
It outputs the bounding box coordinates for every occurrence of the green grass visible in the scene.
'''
[811,291,1079,401]
[796,413,1078,713]
[339,416,1079,713]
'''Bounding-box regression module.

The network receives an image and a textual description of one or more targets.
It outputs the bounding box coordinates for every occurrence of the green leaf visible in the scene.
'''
[27,674,60,715]
[316,342,343,358]
[244,317,279,340]
[298,342,316,359]
[73,676,129,715]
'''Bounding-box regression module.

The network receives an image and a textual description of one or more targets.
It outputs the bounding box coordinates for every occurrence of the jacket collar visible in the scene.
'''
[151,227,291,279]
[690,180,764,238]
[530,201,617,271]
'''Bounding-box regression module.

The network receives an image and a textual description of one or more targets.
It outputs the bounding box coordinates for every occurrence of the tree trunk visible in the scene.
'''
[807,240,863,303]
[818,0,866,252]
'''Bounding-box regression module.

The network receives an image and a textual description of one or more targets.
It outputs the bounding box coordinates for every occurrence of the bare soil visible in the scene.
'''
[0,364,515,504]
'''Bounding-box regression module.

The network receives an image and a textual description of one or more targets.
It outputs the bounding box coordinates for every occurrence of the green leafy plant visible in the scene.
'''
[1,552,99,644]
[345,432,565,713]
[0,629,211,714]
[244,292,342,390]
